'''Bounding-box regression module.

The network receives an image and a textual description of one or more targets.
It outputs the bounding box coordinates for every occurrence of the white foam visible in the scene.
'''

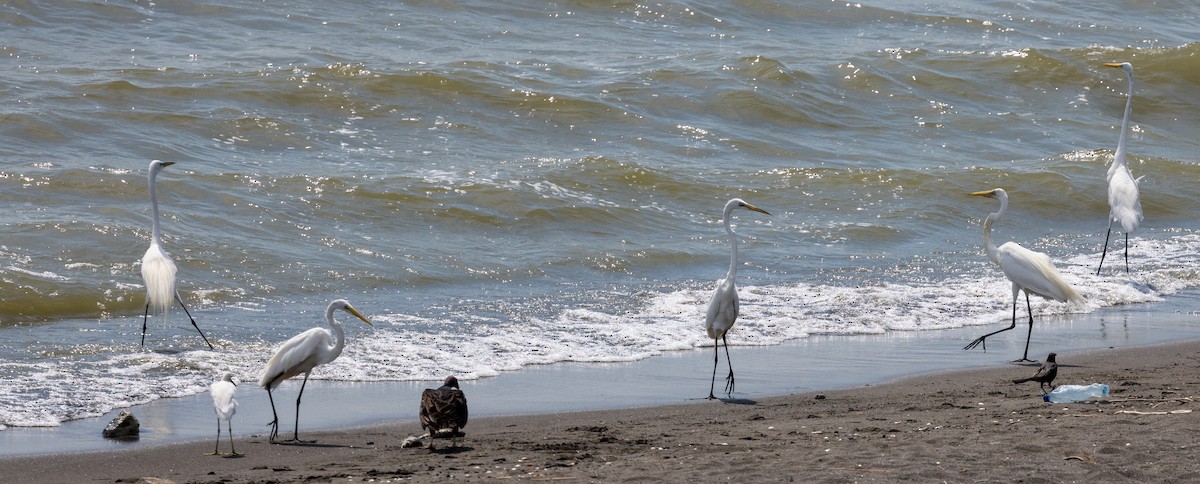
[5,266,69,281]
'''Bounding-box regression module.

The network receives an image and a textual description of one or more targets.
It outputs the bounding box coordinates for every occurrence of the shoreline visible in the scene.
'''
[2,335,1199,482]
[3,290,1200,459]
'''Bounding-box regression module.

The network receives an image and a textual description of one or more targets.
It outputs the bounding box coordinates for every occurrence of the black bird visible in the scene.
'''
[1012,352,1058,394]
[420,375,469,449]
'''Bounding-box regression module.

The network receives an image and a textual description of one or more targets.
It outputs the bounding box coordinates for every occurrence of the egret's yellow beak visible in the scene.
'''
[1104,62,1123,68]
[744,203,770,215]
[346,307,372,326]
[970,189,997,198]
[162,161,176,167]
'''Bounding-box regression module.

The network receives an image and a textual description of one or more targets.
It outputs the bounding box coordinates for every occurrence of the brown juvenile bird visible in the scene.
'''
[1013,352,1058,394]
[420,375,468,449]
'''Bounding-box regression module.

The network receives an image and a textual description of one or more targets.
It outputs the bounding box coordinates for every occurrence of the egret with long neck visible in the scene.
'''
[1097,61,1143,275]
[259,299,371,442]
[140,160,213,349]
[963,188,1083,361]
[705,198,769,400]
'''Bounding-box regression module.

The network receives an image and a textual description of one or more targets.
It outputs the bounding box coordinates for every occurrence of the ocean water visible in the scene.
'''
[2,1,1200,430]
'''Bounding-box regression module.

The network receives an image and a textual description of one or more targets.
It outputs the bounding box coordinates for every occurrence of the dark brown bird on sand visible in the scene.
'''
[1013,352,1057,394]
[420,375,468,449]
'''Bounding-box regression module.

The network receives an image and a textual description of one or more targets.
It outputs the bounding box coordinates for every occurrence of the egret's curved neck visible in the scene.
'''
[724,209,739,281]
[1115,70,1134,165]
[325,306,347,360]
[148,170,163,246]
[981,197,1007,266]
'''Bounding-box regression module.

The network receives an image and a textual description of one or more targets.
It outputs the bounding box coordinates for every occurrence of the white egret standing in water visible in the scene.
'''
[141,160,214,349]
[1097,61,1143,275]
[259,299,371,443]
[963,189,1083,361]
[706,198,770,400]
[209,372,239,456]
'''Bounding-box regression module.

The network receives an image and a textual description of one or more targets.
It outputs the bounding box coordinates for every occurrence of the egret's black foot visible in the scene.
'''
[963,337,987,351]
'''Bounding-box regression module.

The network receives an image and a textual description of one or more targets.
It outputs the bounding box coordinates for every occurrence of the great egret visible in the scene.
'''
[963,189,1083,361]
[1012,352,1058,395]
[1097,61,1143,275]
[140,160,214,349]
[259,299,371,443]
[419,375,469,450]
[209,372,239,456]
[705,198,770,400]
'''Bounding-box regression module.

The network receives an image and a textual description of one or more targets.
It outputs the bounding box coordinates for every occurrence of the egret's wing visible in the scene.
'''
[258,327,332,389]
[997,242,1082,303]
[1107,169,1143,233]
[210,381,237,418]
[704,278,739,339]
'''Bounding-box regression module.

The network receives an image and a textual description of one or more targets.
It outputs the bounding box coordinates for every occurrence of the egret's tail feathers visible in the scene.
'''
[141,248,177,318]
[1015,249,1083,304]
[1111,207,1143,234]
[1049,277,1084,305]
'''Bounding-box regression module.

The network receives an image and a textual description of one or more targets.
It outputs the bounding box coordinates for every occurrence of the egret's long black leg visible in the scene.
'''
[964,295,1019,352]
[266,388,280,443]
[1124,232,1130,274]
[175,291,214,349]
[292,373,310,441]
[1018,292,1036,362]
[1097,219,1114,275]
[722,334,735,397]
[141,303,150,347]
[708,339,719,400]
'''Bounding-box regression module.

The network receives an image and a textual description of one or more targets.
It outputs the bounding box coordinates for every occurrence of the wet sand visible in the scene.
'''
[3,337,1199,483]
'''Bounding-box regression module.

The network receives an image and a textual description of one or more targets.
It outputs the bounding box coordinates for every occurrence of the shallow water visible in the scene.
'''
[2,1,1200,429]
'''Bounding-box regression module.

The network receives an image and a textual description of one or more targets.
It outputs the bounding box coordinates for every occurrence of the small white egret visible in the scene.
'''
[259,299,371,443]
[705,198,770,400]
[209,372,239,456]
[1097,61,1143,275]
[140,160,213,349]
[963,189,1083,361]
[419,375,469,450]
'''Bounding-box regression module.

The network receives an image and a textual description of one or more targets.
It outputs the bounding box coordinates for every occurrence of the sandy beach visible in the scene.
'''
[3,336,1198,483]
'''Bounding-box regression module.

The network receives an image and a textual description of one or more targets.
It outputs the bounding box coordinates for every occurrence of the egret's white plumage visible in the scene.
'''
[259,299,371,442]
[705,198,769,400]
[964,188,1083,361]
[209,372,239,456]
[139,160,213,349]
[1098,61,1143,275]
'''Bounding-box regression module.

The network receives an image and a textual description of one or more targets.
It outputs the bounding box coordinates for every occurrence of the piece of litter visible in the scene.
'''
[1115,409,1192,415]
